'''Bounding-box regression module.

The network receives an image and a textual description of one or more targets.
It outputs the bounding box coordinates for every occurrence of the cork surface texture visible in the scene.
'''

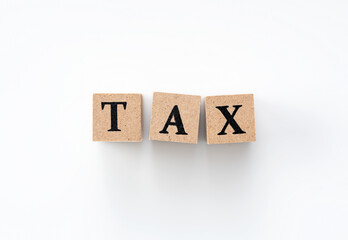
[93,93,142,142]
[205,94,256,144]
[149,92,201,144]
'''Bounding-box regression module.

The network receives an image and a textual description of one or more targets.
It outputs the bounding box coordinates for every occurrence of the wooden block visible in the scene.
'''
[93,93,142,142]
[149,92,201,144]
[205,94,256,144]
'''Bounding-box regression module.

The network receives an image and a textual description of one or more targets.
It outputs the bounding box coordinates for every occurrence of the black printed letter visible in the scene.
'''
[216,105,246,135]
[159,105,188,135]
[101,102,127,131]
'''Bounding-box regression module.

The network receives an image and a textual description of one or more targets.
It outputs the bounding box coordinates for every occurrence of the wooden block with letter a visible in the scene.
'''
[93,93,142,142]
[149,92,201,144]
[205,94,256,144]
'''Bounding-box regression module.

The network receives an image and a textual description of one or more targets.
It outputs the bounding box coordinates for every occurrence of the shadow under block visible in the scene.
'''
[149,92,201,144]
[205,94,256,144]
[93,93,142,142]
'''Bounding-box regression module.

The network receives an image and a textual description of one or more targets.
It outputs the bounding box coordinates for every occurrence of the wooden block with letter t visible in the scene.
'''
[205,94,256,144]
[149,92,201,144]
[93,93,142,142]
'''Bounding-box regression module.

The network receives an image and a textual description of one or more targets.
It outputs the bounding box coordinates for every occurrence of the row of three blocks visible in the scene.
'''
[93,92,256,144]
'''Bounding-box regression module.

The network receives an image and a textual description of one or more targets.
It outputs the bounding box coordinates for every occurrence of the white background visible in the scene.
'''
[1,0,348,239]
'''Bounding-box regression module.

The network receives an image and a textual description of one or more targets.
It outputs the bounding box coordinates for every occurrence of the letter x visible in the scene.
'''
[216,105,246,135]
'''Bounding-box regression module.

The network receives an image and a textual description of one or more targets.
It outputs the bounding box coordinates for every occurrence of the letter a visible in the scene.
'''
[159,105,188,135]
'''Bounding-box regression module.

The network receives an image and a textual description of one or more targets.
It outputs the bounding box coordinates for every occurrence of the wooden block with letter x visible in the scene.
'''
[93,93,142,142]
[205,94,256,144]
[149,92,201,144]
